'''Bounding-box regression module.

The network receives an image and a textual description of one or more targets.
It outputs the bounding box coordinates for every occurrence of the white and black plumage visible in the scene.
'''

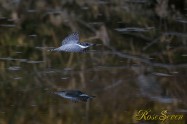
[49,32,94,52]
[53,90,95,102]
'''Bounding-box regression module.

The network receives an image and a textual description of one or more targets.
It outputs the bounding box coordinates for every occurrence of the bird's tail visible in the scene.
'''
[48,91,57,94]
[48,48,55,51]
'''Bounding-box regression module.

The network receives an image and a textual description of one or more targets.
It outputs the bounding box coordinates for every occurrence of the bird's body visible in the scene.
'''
[53,43,89,52]
[54,90,95,102]
[49,32,94,52]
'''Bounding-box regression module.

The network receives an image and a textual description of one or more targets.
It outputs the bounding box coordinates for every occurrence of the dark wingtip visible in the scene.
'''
[72,32,79,35]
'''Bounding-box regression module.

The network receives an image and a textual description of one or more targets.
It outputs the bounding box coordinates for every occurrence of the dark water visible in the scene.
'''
[0,0,187,124]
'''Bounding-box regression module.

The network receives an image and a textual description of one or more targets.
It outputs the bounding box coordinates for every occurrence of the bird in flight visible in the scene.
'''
[53,90,95,102]
[49,32,94,52]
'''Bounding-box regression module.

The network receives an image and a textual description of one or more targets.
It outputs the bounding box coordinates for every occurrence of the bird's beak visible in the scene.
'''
[92,43,97,46]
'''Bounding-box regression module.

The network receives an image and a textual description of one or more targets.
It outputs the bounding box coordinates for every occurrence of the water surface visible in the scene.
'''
[0,0,187,124]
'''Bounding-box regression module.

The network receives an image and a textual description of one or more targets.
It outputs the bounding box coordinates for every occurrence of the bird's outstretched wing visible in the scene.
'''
[62,32,79,45]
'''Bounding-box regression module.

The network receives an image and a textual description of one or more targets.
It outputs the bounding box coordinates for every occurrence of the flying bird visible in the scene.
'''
[49,32,94,52]
[53,90,95,102]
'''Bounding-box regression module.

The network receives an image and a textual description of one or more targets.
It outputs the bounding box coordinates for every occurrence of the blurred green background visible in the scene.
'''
[0,0,187,124]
